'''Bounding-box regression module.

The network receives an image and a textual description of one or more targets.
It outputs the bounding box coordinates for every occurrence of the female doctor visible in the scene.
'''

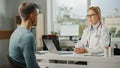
[74,6,110,54]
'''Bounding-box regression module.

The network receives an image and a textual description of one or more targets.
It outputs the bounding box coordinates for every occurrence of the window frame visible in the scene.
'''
[47,0,120,39]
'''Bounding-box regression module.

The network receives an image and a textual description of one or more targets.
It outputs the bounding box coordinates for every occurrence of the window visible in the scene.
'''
[47,0,120,39]
[53,0,88,39]
[91,0,120,38]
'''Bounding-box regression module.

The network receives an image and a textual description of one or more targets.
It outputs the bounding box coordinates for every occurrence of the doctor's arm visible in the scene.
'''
[74,29,88,53]
[75,29,87,48]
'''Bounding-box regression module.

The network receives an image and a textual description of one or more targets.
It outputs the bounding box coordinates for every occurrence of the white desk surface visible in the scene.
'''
[36,51,120,63]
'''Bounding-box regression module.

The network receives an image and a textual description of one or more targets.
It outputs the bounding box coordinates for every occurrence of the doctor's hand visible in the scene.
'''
[74,48,88,54]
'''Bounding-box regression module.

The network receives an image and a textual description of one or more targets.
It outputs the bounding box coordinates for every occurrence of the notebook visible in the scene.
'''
[43,39,73,55]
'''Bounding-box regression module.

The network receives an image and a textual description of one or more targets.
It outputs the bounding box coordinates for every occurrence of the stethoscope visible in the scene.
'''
[86,22,102,47]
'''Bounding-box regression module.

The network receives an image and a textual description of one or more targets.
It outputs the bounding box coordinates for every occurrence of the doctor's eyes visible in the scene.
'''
[86,14,97,18]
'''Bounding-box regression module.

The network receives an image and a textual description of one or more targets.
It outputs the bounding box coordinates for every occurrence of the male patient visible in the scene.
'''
[9,2,40,68]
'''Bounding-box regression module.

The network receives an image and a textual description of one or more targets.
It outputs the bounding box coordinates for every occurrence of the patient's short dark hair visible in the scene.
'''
[18,2,38,21]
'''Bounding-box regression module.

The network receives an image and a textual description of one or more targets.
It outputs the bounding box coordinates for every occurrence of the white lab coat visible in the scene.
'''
[75,22,110,54]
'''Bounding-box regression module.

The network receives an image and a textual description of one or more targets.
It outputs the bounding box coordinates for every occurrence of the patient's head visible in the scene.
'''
[18,2,39,26]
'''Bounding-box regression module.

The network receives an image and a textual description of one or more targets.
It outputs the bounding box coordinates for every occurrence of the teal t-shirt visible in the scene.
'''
[9,26,40,68]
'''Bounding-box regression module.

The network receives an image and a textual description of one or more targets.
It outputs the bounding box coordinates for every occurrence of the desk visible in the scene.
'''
[36,51,120,68]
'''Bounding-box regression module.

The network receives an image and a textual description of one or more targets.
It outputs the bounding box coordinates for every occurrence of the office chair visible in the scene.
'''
[7,55,26,68]
[42,35,61,51]
[109,33,111,47]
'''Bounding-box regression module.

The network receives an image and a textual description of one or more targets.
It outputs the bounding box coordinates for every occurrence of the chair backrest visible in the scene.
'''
[109,33,111,47]
[42,35,61,51]
[7,55,26,68]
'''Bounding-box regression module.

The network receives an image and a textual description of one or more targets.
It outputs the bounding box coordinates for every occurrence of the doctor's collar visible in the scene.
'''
[91,22,101,30]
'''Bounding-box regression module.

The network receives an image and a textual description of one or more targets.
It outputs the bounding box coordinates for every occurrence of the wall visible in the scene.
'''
[0,0,47,67]
[0,0,20,67]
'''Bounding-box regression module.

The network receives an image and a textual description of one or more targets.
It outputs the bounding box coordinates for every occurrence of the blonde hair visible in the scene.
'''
[87,6,101,23]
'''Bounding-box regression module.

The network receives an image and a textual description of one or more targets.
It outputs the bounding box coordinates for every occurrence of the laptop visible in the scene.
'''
[43,39,73,55]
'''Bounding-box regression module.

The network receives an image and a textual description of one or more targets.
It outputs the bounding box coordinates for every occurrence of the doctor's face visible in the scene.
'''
[87,9,99,25]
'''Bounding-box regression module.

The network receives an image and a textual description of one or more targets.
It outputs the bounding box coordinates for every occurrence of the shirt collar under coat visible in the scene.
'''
[90,22,101,31]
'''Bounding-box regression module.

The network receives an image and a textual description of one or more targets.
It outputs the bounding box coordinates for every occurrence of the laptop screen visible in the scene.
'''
[43,39,73,55]
[43,39,58,53]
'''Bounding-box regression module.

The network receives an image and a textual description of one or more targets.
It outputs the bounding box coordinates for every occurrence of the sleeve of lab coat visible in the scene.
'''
[75,28,88,48]
[86,26,110,54]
